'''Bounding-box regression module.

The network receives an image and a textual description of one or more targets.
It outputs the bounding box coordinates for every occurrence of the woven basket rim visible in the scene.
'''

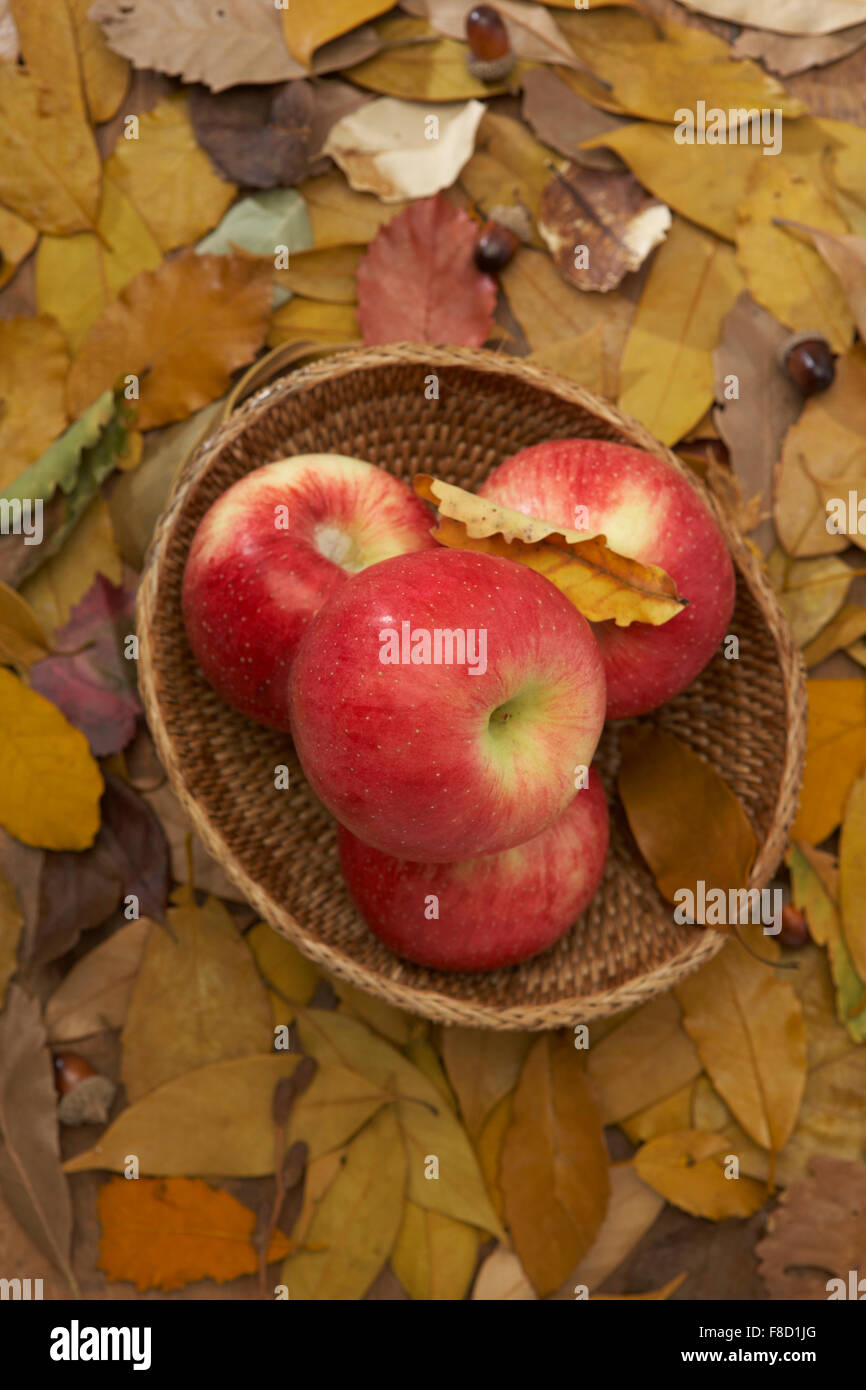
[137,344,807,1029]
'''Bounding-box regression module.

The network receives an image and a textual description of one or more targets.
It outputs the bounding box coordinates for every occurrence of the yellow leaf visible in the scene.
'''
[391,1202,478,1301]
[773,344,866,556]
[618,217,743,446]
[0,316,69,490]
[67,251,272,430]
[246,921,319,1026]
[675,934,807,1153]
[0,63,100,234]
[829,119,866,234]
[0,205,37,291]
[501,246,635,357]
[529,326,618,399]
[281,1105,406,1300]
[802,605,866,667]
[346,14,522,100]
[106,95,236,253]
[569,1162,666,1291]
[440,1027,531,1141]
[414,475,686,627]
[766,551,855,643]
[65,1054,388,1175]
[791,679,866,844]
[332,980,415,1046]
[11,0,128,126]
[281,0,393,68]
[292,1149,345,1245]
[500,1034,609,1296]
[634,1130,767,1219]
[274,245,362,303]
[267,297,360,350]
[736,161,853,353]
[788,843,866,1041]
[121,890,274,1102]
[0,582,52,672]
[840,773,866,987]
[0,870,23,1009]
[403,1038,457,1110]
[617,726,757,906]
[0,667,102,850]
[619,1082,695,1145]
[21,494,121,636]
[778,220,866,343]
[459,110,560,249]
[44,919,150,1043]
[299,170,406,248]
[585,993,702,1125]
[474,1091,512,1220]
[98,1176,289,1292]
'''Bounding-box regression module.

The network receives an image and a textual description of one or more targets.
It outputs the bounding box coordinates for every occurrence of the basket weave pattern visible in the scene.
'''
[138,346,807,1029]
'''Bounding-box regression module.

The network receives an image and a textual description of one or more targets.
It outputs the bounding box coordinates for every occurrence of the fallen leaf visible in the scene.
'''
[44,919,149,1042]
[757,1156,866,1300]
[390,1202,478,1301]
[787,843,866,1042]
[521,65,626,171]
[90,0,380,90]
[403,1039,456,1110]
[0,986,76,1290]
[31,774,169,965]
[332,981,416,1047]
[274,245,362,303]
[98,1175,290,1292]
[619,217,743,447]
[617,726,757,908]
[712,293,802,554]
[500,1034,609,1297]
[766,551,855,646]
[20,494,122,636]
[121,884,273,1102]
[538,160,670,292]
[0,205,37,291]
[0,669,102,851]
[281,0,392,68]
[633,1130,767,1220]
[64,1054,387,1175]
[356,195,496,347]
[0,583,52,673]
[0,63,99,233]
[267,297,360,350]
[459,110,559,249]
[676,934,807,1155]
[471,1246,537,1300]
[528,326,618,398]
[11,0,128,124]
[828,121,866,235]
[792,679,866,844]
[292,1148,345,1246]
[802,605,866,667]
[346,14,518,101]
[140,778,247,903]
[776,220,866,344]
[566,1162,665,1293]
[0,0,16,60]
[246,922,319,1026]
[281,1105,406,1300]
[0,317,69,491]
[29,574,140,756]
[190,80,318,190]
[324,97,483,203]
[197,187,312,265]
[585,994,702,1125]
[619,1083,695,1145]
[592,1272,687,1300]
[414,474,686,627]
[408,0,586,66]
[736,162,853,354]
[0,871,23,1009]
[839,773,866,989]
[67,251,272,430]
[299,169,407,247]
[676,0,866,35]
[774,345,866,557]
[296,1009,504,1236]
[475,1090,511,1219]
[732,22,866,76]
[439,1029,530,1141]
[501,246,635,362]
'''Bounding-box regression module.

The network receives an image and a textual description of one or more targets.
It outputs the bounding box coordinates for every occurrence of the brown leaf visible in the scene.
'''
[440,1028,531,1140]
[500,1034,609,1297]
[839,771,866,986]
[281,0,393,69]
[733,22,866,76]
[67,251,272,430]
[189,81,316,190]
[802,604,866,667]
[585,993,702,1126]
[471,1246,537,1300]
[566,1162,665,1294]
[44,919,149,1043]
[776,219,866,343]
[538,161,670,293]
[757,1156,866,1299]
[140,778,247,903]
[521,66,627,172]
[0,985,76,1290]
[766,551,855,647]
[617,727,757,909]
[346,14,523,101]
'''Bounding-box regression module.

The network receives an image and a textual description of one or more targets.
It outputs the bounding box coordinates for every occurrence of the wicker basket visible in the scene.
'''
[137,345,807,1029]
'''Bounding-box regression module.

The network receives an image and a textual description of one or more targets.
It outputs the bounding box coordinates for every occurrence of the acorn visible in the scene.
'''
[778,904,810,950]
[466,5,515,82]
[53,1052,117,1126]
[778,332,835,396]
[474,220,520,273]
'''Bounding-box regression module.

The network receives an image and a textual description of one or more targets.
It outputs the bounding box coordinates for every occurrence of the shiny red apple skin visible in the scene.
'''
[479,438,736,719]
[289,548,606,862]
[181,454,436,731]
[338,766,609,970]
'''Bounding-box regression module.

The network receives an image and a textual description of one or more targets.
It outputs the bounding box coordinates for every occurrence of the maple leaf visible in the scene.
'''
[356,194,497,347]
[29,574,140,756]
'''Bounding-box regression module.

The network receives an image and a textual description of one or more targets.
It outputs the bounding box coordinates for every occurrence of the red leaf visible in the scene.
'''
[29,575,140,756]
[356,194,497,347]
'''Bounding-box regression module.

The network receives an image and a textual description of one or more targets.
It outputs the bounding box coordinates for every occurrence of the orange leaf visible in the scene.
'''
[98,1176,291,1292]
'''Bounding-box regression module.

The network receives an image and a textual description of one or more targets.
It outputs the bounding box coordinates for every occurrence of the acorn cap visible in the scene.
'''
[466,52,516,82]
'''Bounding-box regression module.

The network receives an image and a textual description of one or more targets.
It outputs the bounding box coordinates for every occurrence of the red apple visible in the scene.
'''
[290,548,606,861]
[182,454,435,730]
[338,767,609,970]
[478,438,736,719]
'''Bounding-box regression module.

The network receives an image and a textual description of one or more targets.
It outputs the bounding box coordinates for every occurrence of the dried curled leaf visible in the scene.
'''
[323,97,484,203]
[756,1156,866,1300]
[413,475,685,627]
[538,161,670,293]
